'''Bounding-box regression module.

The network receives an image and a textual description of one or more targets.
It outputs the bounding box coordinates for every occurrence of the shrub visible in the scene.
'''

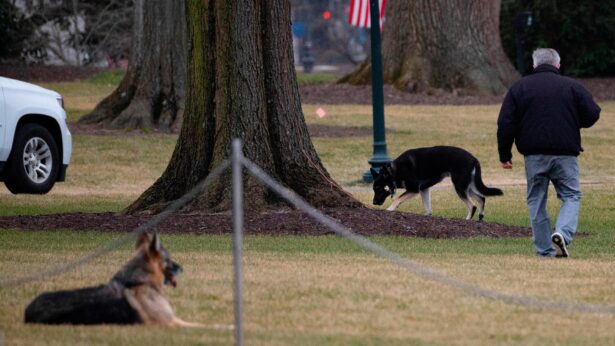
[500,0,615,77]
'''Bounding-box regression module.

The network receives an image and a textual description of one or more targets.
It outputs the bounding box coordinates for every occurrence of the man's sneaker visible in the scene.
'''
[552,232,569,258]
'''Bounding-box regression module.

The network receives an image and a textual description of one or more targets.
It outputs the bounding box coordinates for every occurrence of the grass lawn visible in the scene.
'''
[1,71,615,345]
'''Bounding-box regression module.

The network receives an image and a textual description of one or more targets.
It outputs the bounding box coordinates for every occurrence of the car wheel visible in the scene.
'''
[4,123,60,194]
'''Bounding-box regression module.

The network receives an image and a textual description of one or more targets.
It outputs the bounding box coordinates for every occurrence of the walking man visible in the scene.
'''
[497,48,600,257]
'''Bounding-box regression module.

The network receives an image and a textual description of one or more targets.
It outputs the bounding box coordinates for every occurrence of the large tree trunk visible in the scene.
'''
[78,0,186,131]
[341,0,519,95]
[125,0,359,213]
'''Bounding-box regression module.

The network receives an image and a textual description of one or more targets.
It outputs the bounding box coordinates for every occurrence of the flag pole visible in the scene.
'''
[362,0,390,182]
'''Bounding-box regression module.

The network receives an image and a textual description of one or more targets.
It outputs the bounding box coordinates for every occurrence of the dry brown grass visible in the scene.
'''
[2,245,615,345]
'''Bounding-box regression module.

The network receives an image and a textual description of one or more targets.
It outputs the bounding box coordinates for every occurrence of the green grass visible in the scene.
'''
[1,76,615,345]
[84,69,126,85]
[296,72,339,85]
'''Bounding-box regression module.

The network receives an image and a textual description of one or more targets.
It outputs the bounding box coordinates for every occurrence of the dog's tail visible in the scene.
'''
[473,161,503,196]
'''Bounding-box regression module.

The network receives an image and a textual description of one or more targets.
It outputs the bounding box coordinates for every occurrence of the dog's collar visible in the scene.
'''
[388,182,397,198]
[111,276,144,289]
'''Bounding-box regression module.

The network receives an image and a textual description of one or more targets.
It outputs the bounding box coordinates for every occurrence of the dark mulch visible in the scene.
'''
[300,84,504,105]
[299,78,615,105]
[0,208,531,238]
[0,64,104,83]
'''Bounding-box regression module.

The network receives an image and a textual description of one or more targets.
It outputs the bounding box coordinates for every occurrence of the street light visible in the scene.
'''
[514,10,533,75]
[301,0,315,73]
[362,0,390,182]
[302,40,315,73]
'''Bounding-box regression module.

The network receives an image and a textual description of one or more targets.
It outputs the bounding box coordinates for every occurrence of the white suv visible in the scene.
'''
[0,77,72,194]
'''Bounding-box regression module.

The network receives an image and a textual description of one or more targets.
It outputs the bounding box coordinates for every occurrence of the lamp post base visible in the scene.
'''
[362,153,391,183]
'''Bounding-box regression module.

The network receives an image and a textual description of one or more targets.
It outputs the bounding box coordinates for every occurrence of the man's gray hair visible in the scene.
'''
[532,48,560,67]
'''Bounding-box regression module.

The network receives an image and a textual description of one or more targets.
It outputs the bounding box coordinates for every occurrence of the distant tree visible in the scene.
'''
[125,0,358,213]
[340,0,519,95]
[3,0,132,66]
[0,0,31,61]
[78,0,186,131]
[501,0,615,77]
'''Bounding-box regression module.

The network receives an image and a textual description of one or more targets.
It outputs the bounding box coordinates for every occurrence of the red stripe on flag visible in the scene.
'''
[348,0,356,25]
[348,0,386,29]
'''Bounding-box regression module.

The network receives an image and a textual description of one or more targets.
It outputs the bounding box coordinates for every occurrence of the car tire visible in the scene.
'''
[4,123,60,194]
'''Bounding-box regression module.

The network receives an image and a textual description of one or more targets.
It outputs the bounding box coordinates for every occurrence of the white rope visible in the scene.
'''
[0,160,230,289]
[240,155,615,315]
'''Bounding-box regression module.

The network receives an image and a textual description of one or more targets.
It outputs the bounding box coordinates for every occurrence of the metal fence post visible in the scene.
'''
[232,139,244,346]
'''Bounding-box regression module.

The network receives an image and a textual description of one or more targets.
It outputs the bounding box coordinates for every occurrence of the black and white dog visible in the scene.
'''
[371,146,503,221]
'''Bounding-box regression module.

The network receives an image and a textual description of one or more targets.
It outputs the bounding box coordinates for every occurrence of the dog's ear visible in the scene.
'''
[149,232,161,254]
[380,163,391,177]
[370,168,379,179]
[135,231,152,250]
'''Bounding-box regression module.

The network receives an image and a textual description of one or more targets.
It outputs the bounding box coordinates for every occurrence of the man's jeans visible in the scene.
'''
[524,155,581,257]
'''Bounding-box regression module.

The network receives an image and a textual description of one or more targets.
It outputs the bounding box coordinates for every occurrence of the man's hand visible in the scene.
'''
[501,161,513,169]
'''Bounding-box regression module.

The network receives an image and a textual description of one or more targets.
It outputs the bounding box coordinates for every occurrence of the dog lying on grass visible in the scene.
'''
[371,146,503,220]
[25,232,201,327]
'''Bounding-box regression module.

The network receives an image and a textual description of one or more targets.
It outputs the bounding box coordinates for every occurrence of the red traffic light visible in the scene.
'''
[323,10,331,20]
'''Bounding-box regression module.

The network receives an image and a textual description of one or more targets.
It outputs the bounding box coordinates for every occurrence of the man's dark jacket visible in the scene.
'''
[497,64,601,163]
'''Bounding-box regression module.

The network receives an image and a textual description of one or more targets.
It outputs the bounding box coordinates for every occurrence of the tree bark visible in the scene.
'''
[125,0,359,214]
[340,0,519,95]
[78,0,186,131]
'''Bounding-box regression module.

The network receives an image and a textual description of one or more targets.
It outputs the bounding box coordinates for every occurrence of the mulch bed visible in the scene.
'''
[300,83,503,105]
[0,64,104,83]
[0,208,531,238]
[300,78,615,105]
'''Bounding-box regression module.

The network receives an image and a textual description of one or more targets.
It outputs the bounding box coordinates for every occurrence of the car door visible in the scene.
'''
[0,79,5,161]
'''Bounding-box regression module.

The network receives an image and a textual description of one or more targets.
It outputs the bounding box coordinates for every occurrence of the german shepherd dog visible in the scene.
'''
[25,232,201,326]
[371,146,503,221]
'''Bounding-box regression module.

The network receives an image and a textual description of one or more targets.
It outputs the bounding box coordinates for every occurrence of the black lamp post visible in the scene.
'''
[301,0,315,73]
[362,0,390,183]
[514,10,533,75]
[302,40,315,73]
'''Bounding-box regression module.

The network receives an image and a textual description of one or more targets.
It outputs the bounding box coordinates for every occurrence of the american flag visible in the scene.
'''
[348,0,386,28]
